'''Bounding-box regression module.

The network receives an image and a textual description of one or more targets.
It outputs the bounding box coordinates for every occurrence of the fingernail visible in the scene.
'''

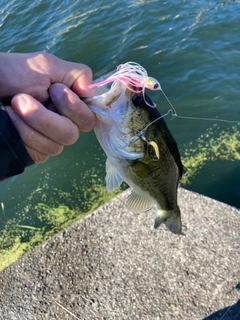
[12,95,29,114]
[50,83,65,100]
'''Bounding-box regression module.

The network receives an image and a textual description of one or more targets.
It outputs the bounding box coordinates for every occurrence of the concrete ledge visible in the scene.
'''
[0,188,239,320]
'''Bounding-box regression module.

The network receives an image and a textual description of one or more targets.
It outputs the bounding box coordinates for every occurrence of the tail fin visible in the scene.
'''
[154,207,182,234]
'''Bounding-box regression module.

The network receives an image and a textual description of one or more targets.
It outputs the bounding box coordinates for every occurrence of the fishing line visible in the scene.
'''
[135,109,173,138]
[160,89,240,124]
[136,90,239,139]
[90,62,239,126]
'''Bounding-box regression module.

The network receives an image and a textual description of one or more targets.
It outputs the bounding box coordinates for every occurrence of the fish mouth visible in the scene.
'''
[84,86,127,118]
[131,91,155,109]
[144,94,155,108]
[84,96,110,117]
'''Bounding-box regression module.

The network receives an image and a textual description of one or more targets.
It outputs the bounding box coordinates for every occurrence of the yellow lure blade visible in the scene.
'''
[147,141,160,161]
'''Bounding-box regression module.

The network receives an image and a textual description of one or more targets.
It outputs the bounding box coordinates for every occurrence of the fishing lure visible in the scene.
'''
[89,61,239,125]
[89,62,161,108]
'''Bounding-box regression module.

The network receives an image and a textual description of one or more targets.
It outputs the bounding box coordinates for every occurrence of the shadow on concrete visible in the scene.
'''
[204,284,240,320]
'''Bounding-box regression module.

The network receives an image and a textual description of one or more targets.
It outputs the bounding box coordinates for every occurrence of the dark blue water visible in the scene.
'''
[0,0,239,229]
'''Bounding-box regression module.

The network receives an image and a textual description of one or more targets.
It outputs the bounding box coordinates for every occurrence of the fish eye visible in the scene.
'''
[132,94,143,107]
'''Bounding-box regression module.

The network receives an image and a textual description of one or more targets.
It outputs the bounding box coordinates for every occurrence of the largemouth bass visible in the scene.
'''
[85,62,187,234]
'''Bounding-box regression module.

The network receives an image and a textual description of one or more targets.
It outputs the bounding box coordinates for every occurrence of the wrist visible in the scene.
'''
[0,53,11,98]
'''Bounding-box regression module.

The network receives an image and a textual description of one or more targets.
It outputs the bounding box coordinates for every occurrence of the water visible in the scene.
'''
[0,0,240,229]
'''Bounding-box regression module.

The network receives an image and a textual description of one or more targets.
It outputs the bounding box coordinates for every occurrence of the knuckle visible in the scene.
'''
[40,114,52,131]
[36,52,53,73]
[82,64,93,78]
[63,124,79,145]
[67,101,96,133]
[68,100,78,114]
[21,128,36,145]
[75,111,96,132]
[80,114,96,132]
[32,152,49,164]
[47,142,64,156]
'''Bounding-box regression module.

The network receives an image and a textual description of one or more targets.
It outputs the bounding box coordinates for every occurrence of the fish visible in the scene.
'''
[85,62,187,234]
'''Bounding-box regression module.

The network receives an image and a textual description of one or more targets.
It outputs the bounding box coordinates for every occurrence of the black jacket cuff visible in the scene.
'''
[0,104,34,179]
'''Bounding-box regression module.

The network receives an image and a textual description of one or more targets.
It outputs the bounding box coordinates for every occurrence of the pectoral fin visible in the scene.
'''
[105,158,123,192]
[154,207,182,234]
[127,190,153,213]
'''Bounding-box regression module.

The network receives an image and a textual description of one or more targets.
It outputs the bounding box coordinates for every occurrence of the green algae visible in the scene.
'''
[181,124,240,185]
[0,168,122,272]
[0,124,239,271]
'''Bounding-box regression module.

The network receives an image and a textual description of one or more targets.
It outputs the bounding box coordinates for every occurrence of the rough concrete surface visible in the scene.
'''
[0,188,239,320]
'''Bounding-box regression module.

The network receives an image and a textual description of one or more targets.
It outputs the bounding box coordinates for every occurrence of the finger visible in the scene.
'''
[6,106,64,162]
[11,94,79,145]
[25,146,49,164]
[71,67,96,98]
[49,83,96,132]
[47,54,95,98]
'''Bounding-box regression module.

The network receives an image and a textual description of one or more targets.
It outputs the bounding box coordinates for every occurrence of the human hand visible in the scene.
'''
[1,52,96,163]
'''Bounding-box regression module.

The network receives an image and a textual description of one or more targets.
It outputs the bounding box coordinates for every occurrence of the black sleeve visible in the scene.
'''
[0,103,34,180]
